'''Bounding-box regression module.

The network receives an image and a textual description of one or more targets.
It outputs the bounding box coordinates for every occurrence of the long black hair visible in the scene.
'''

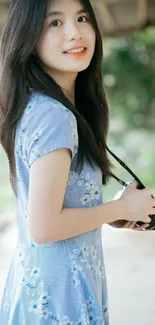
[0,0,113,192]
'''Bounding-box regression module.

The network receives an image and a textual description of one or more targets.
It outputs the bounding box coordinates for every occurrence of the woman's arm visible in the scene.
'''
[108,220,149,230]
[28,148,124,244]
[28,147,153,244]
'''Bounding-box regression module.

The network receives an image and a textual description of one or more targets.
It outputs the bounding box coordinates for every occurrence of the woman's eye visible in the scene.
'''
[49,16,89,27]
[78,16,89,23]
[49,20,62,27]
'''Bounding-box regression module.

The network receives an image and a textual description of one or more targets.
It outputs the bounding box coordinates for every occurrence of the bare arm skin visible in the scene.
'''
[28,148,153,244]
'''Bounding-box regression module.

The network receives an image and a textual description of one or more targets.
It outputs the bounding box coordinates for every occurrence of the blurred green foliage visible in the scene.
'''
[102,28,155,201]
[103,28,155,130]
[0,28,155,224]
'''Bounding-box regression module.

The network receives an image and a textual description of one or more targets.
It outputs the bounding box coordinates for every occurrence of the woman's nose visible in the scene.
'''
[64,22,83,40]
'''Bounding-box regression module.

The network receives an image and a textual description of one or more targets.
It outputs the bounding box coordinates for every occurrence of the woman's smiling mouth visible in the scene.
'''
[63,47,87,57]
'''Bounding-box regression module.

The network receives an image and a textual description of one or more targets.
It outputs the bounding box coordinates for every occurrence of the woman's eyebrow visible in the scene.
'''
[46,9,88,18]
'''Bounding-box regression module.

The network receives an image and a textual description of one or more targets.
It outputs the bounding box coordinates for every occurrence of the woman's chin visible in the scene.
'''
[66,62,91,73]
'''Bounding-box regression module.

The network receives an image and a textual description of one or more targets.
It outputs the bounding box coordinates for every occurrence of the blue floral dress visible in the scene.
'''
[0,92,109,325]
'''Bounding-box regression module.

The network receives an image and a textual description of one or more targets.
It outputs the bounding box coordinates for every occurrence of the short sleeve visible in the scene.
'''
[25,95,79,168]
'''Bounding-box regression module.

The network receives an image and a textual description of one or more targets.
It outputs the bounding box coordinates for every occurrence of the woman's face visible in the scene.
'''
[36,0,96,77]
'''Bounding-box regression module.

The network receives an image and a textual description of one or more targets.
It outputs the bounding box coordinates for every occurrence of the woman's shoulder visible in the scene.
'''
[19,92,79,167]
[25,91,73,119]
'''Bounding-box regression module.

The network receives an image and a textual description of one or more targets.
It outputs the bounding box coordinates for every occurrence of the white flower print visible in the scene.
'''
[29,146,41,162]
[69,113,78,153]
[80,304,90,324]
[24,278,44,297]
[3,300,11,312]
[28,129,43,148]
[71,262,82,287]
[80,193,91,205]
[72,274,80,287]
[16,248,25,263]
[39,307,53,320]
[67,169,101,206]
[16,121,30,166]
[72,264,80,275]
[96,260,105,279]
[80,180,100,206]
[28,299,42,314]
[12,95,107,323]
[86,180,96,191]
[38,291,52,305]
[67,171,79,185]
[75,318,83,325]
[102,303,109,319]
[63,108,78,159]
[2,290,13,313]
[86,297,95,310]
[88,311,96,324]
[25,128,44,165]
[80,243,89,258]
[59,315,74,325]
[69,251,83,288]
[19,259,45,297]
[91,245,97,260]
[30,266,41,278]
[86,180,100,200]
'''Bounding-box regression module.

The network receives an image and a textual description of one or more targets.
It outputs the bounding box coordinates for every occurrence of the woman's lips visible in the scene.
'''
[63,48,87,58]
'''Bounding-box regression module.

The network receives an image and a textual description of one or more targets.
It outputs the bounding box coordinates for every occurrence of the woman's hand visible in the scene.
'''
[108,220,149,230]
[118,181,154,224]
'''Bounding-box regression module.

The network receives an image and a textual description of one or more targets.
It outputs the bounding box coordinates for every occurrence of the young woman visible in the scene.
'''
[0,0,154,324]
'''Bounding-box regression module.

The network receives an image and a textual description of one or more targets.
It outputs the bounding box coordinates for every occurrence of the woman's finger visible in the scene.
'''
[122,221,131,228]
[122,221,137,229]
[127,221,137,229]
[133,223,149,231]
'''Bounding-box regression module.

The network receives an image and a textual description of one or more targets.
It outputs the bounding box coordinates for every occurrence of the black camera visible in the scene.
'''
[136,184,155,230]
